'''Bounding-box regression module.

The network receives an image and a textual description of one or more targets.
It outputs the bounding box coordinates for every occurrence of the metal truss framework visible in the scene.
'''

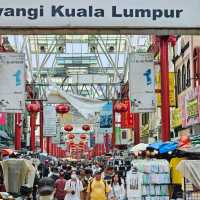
[7,35,149,100]
[28,82,122,101]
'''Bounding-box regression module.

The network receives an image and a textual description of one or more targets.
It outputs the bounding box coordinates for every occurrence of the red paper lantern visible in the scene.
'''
[78,144,84,148]
[70,144,76,148]
[69,141,74,145]
[56,104,70,114]
[80,134,87,140]
[27,103,40,113]
[79,141,85,145]
[114,102,128,113]
[82,125,90,131]
[68,133,75,140]
[64,124,73,132]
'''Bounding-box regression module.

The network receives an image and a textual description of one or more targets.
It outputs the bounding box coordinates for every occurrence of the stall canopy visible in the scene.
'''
[177,160,200,189]
[177,146,200,156]
[129,143,148,153]
[148,141,178,154]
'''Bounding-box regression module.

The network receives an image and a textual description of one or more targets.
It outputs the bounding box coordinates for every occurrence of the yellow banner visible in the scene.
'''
[172,108,182,128]
[156,72,176,107]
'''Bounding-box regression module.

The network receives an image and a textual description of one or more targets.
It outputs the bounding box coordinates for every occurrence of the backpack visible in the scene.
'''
[89,179,107,194]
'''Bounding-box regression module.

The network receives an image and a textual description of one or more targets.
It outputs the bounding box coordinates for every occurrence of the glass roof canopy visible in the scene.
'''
[6,35,150,100]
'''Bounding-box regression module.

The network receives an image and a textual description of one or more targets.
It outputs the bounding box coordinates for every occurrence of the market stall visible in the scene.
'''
[177,160,200,200]
[127,159,170,200]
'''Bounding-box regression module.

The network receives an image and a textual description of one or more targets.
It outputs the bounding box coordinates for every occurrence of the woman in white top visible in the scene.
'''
[109,173,126,200]
[64,170,84,200]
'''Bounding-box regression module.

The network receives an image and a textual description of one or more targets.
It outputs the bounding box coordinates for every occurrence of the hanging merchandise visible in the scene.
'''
[126,169,142,200]
[128,159,170,200]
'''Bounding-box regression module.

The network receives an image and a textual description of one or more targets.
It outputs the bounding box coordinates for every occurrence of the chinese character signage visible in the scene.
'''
[156,72,176,107]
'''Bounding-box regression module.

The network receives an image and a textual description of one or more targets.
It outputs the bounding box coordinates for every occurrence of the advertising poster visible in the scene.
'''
[129,53,156,113]
[100,102,112,128]
[0,53,25,113]
[44,105,57,137]
[179,86,200,127]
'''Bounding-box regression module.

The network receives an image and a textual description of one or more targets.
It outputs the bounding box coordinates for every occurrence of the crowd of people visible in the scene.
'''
[36,160,127,200]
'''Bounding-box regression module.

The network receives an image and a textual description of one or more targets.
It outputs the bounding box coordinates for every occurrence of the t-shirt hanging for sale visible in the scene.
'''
[126,170,142,200]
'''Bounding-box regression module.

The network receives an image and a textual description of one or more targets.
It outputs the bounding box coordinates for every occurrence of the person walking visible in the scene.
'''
[49,167,59,182]
[86,170,110,200]
[54,171,67,200]
[109,173,126,200]
[64,170,84,200]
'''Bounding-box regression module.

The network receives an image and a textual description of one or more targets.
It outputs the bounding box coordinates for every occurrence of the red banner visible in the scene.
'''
[120,100,134,128]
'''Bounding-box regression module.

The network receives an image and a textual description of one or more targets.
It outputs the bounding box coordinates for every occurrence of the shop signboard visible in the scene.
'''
[44,105,57,136]
[129,53,156,113]
[0,0,200,30]
[0,53,25,113]
[156,72,176,107]
[179,86,200,128]
[172,108,182,128]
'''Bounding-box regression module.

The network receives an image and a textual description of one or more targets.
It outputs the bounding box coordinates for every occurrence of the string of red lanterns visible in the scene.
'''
[27,103,40,152]
[67,133,75,140]
[80,134,87,140]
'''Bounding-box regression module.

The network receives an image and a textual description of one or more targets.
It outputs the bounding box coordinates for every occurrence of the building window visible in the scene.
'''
[193,48,200,87]
[186,60,191,87]
[177,69,181,94]
[142,113,149,126]
[182,65,186,90]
